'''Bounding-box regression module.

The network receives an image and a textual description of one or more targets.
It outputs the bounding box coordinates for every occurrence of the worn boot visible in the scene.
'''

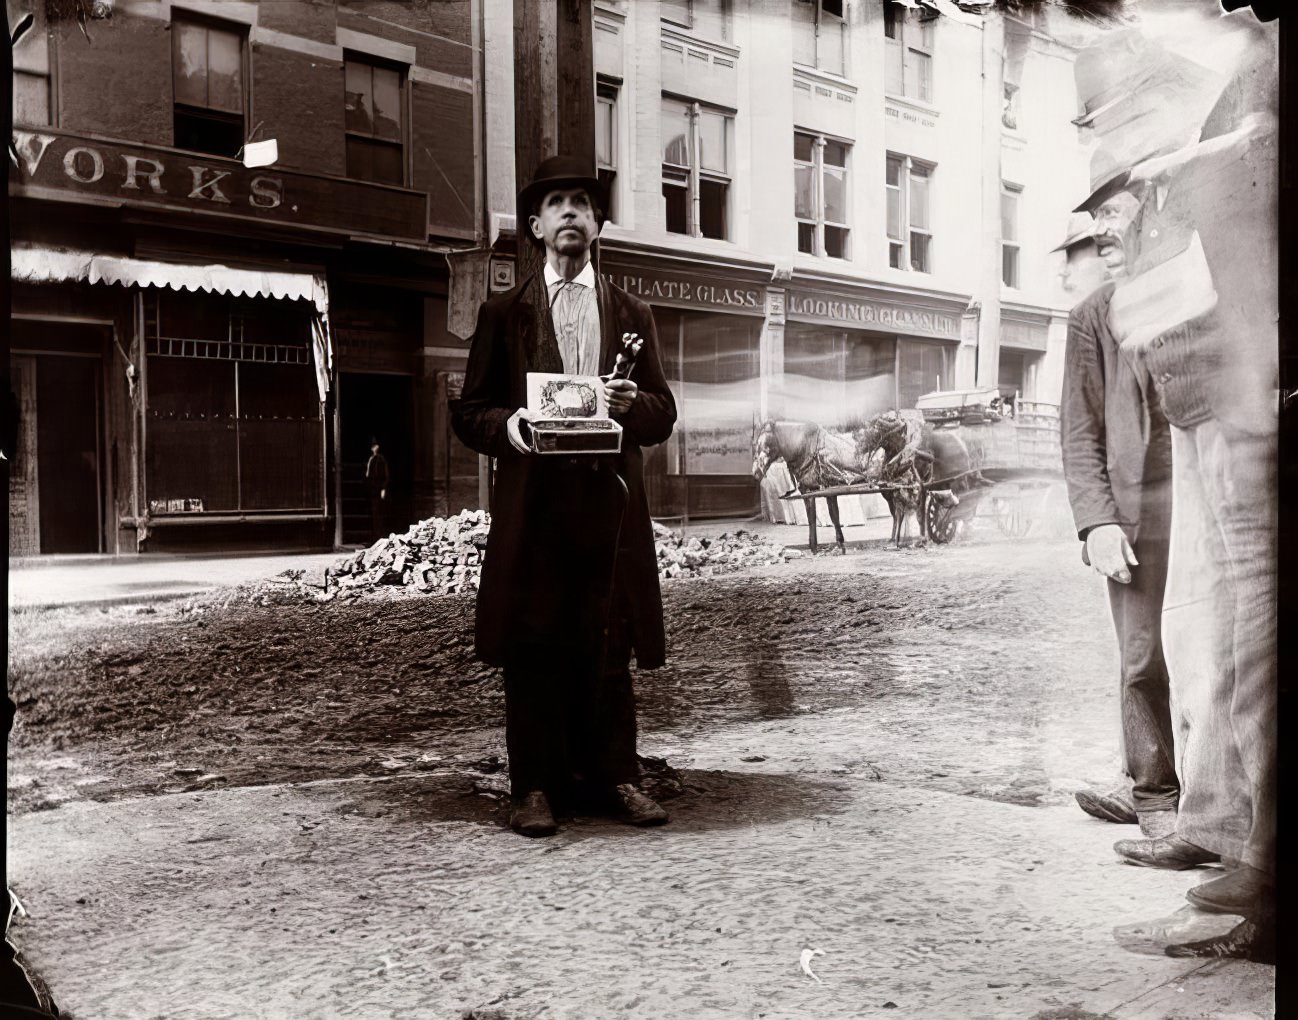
[1136,810,1178,839]
[509,790,558,838]
[1113,834,1219,870]
[1075,785,1138,825]
[1165,918,1275,964]
[613,784,669,827]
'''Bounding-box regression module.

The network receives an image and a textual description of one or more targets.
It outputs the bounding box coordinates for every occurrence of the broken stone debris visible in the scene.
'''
[193,510,791,610]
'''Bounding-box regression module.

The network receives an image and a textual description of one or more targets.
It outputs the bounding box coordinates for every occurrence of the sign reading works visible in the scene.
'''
[10,128,429,243]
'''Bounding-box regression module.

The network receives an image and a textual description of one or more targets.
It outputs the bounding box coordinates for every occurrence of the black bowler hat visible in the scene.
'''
[518,154,606,243]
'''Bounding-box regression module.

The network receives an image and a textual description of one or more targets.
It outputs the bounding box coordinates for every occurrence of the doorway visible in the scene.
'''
[9,343,104,555]
[339,372,415,545]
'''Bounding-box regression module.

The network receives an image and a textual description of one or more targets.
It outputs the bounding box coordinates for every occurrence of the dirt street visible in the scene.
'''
[6,527,1275,1018]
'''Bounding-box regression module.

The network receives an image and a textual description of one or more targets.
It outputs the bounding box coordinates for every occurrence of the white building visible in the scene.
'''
[483,0,1090,519]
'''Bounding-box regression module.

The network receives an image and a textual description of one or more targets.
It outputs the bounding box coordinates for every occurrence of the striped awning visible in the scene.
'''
[11,245,333,401]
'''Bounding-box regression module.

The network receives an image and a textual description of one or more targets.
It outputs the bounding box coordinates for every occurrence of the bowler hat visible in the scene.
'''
[1051,211,1097,253]
[1073,145,1136,214]
[518,154,606,245]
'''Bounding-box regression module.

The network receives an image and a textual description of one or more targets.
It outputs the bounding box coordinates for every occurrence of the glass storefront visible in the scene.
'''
[645,307,762,519]
[144,290,324,516]
[781,324,895,427]
[897,337,953,409]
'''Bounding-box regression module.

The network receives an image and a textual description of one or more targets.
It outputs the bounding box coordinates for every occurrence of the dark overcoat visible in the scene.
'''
[1061,281,1170,557]
[451,273,676,669]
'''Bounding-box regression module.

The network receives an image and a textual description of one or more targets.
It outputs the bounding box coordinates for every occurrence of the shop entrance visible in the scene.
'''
[339,372,415,545]
[8,347,103,555]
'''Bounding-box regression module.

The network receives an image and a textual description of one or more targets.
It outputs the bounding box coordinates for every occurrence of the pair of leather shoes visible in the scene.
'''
[1114,834,1220,870]
[613,783,669,826]
[510,790,558,837]
[1187,865,1273,916]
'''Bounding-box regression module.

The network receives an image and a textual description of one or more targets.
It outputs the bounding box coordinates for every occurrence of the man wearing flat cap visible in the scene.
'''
[452,155,677,838]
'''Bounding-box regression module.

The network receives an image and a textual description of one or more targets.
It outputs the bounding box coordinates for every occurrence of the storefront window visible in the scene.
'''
[645,307,760,518]
[897,339,952,410]
[145,291,324,515]
[783,324,895,424]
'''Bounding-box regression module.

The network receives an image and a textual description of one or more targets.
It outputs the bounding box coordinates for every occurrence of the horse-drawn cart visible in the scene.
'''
[913,390,1064,544]
[753,390,1062,552]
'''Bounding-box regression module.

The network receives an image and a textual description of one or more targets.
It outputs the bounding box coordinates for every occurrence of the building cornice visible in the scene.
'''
[661,24,741,63]
[793,64,858,97]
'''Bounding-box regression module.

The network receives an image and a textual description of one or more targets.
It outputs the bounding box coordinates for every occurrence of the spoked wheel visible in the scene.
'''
[926,493,958,544]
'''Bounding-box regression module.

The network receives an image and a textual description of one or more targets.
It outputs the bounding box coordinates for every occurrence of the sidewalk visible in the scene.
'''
[6,518,891,611]
[7,550,346,610]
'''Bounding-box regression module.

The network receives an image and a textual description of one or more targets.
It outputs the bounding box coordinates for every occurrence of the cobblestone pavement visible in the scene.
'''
[6,527,1275,1018]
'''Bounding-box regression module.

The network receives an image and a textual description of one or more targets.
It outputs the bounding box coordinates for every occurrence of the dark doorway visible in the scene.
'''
[340,372,415,545]
[36,355,102,553]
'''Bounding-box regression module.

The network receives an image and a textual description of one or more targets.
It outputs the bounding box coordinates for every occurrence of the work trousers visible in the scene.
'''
[502,609,640,803]
[1162,419,1276,874]
[1107,516,1180,815]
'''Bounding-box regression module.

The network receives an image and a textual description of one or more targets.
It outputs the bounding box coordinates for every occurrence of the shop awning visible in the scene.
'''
[11,245,334,401]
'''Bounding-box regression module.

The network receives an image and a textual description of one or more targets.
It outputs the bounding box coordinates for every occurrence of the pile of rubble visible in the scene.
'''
[652,521,791,580]
[193,512,793,610]
[327,509,491,597]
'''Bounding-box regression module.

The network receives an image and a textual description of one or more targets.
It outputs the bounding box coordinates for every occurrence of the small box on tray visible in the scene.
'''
[525,373,623,454]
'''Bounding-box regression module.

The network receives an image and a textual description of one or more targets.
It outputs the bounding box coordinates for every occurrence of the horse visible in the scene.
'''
[752,421,876,554]
[851,412,930,546]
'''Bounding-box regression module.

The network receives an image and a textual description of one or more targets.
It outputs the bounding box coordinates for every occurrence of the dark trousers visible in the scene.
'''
[1107,423,1179,815]
[369,495,388,543]
[1108,534,1180,814]
[502,612,639,803]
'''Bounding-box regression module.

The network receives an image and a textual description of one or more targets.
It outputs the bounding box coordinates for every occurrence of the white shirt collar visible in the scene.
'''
[544,260,596,291]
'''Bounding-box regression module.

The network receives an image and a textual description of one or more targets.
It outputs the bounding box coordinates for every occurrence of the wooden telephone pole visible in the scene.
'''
[513,0,596,281]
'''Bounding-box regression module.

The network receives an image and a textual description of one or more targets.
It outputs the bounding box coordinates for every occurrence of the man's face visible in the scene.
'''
[1060,239,1108,297]
[1091,190,1142,277]
[530,187,599,257]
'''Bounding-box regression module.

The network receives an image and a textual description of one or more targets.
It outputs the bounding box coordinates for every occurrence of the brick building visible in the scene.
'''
[9,0,483,554]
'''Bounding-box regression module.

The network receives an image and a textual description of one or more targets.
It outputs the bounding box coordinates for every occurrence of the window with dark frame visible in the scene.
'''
[13,20,51,125]
[172,15,246,159]
[793,0,847,76]
[344,56,406,186]
[884,1,934,102]
[1002,183,1022,288]
[144,291,324,515]
[596,80,618,223]
[662,95,732,241]
[795,131,851,259]
[887,153,934,274]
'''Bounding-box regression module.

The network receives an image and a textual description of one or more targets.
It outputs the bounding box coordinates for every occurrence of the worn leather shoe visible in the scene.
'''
[509,790,558,837]
[1165,918,1275,963]
[1114,834,1220,870]
[1076,786,1137,824]
[613,783,669,827]
[1186,865,1273,916]
[1137,809,1178,839]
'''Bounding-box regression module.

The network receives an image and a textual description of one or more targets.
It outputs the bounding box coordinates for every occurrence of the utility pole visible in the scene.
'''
[513,0,596,282]
[975,8,1005,392]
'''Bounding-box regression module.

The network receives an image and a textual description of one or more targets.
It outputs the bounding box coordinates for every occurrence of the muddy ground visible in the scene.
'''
[5,527,1275,1019]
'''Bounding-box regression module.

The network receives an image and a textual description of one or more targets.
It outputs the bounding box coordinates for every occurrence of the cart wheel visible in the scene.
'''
[994,496,1032,539]
[926,496,958,544]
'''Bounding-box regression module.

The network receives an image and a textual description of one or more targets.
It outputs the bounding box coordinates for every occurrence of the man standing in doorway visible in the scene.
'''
[365,437,390,543]
[452,155,677,838]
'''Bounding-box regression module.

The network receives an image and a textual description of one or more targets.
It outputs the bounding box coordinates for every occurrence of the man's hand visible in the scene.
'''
[506,407,537,454]
[1086,524,1139,584]
[605,378,638,416]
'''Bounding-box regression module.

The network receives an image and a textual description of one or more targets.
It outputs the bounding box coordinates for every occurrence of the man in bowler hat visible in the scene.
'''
[452,155,677,837]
